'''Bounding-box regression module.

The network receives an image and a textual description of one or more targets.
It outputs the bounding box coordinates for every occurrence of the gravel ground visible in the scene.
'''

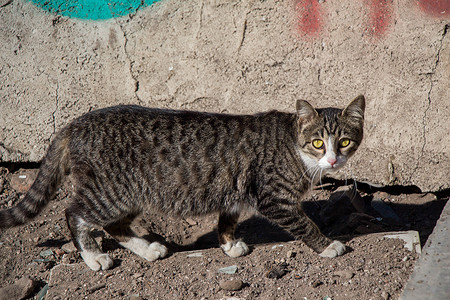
[0,166,447,300]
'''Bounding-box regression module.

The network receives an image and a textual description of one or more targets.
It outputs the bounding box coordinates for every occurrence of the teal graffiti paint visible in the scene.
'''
[30,0,161,20]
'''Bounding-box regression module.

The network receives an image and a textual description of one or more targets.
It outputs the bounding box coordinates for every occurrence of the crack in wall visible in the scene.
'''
[116,20,143,105]
[410,23,448,183]
[0,0,12,9]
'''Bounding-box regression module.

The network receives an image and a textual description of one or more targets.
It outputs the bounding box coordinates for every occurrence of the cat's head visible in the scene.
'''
[296,95,365,177]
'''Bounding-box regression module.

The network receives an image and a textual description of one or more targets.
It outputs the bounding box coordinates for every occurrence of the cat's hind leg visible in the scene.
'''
[65,209,114,271]
[104,215,168,262]
[218,212,249,258]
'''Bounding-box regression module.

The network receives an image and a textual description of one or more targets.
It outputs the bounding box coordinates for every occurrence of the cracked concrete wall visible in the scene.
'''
[0,0,448,192]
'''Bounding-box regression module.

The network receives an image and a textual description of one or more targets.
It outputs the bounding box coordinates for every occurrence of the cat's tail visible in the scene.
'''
[0,131,70,228]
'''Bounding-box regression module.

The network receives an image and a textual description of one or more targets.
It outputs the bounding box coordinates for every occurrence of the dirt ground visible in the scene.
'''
[0,166,448,300]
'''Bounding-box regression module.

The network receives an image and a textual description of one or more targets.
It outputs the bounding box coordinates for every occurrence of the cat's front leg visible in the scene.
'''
[258,200,345,257]
[217,212,249,258]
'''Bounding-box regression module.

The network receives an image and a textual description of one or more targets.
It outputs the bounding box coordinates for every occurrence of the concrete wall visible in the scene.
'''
[0,0,448,191]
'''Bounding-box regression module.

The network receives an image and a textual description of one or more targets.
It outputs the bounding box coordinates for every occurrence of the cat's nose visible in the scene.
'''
[327,157,337,167]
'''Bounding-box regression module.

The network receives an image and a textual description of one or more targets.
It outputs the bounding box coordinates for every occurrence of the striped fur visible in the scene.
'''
[0,132,69,228]
[0,96,365,271]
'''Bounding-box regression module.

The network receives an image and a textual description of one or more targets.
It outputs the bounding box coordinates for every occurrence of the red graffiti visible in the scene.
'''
[295,0,323,37]
[365,0,394,38]
[295,0,449,39]
[418,0,450,17]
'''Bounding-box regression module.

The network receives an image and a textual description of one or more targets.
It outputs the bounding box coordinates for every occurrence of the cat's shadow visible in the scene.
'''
[180,215,295,252]
[101,215,295,255]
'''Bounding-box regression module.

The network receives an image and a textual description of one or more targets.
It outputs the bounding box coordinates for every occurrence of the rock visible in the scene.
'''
[218,265,238,274]
[35,283,48,300]
[9,168,39,193]
[371,198,402,225]
[266,262,289,279]
[333,270,355,280]
[88,283,106,293]
[310,280,323,288]
[61,242,77,253]
[381,291,390,300]
[61,252,78,264]
[54,248,65,256]
[219,278,244,291]
[185,218,197,226]
[320,189,355,226]
[39,249,54,257]
[0,276,37,300]
[286,250,296,258]
[187,252,203,257]
[271,244,284,249]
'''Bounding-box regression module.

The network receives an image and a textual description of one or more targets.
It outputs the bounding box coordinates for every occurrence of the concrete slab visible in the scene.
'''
[400,198,450,299]
[384,231,422,254]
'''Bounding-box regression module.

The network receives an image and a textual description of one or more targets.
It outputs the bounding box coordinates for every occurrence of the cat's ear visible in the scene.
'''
[296,100,318,120]
[342,95,365,120]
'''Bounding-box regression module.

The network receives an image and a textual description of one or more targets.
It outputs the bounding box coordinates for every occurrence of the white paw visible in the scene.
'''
[319,240,346,258]
[142,242,168,261]
[221,240,249,258]
[121,237,168,262]
[80,252,114,271]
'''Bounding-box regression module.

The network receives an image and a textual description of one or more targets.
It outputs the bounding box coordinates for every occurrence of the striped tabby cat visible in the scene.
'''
[0,96,365,271]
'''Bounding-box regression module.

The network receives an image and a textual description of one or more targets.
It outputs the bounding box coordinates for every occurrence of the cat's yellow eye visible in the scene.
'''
[312,139,324,149]
[340,138,350,147]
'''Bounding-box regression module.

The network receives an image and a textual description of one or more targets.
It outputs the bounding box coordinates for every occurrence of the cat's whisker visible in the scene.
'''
[310,167,321,191]
[299,164,318,182]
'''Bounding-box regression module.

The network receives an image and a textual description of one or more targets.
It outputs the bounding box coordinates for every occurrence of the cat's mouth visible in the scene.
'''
[319,160,346,174]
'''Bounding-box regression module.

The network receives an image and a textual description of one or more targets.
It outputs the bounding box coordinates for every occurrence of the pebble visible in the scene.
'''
[88,283,106,293]
[185,218,197,226]
[286,250,296,258]
[35,283,48,300]
[371,198,402,225]
[54,248,65,256]
[266,263,289,279]
[39,249,54,257]
[0,276,37,300]
[271,244,284,250]
[219,278,244,291]
[333,270,355,280]
[61,242,77,253]
[187,252,203,257]
[310,280,323,288]
[61,252,78,264]
[218,265,238,274]
[9,169,38,193]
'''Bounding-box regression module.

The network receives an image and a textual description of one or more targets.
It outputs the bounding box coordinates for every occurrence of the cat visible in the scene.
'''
[0,95,365,271]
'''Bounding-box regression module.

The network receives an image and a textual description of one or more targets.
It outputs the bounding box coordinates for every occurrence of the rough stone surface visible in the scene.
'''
[0,0,448,191]
[219,278,244,291]
[0,276,36,300]
[400,199,450,300]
